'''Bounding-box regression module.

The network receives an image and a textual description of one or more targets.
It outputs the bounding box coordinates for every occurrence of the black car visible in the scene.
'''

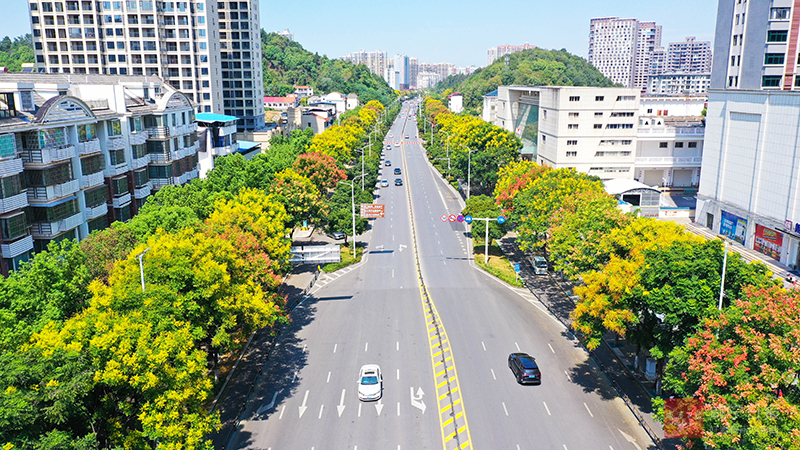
[395,178,403,186]
[394,168,401,175]
[508,353,541,385]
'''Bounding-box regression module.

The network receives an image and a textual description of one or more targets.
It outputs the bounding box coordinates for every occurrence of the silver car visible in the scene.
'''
[358,364,382,401]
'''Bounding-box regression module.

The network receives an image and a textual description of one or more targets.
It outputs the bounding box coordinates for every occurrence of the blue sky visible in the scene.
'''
[1,0,718,67]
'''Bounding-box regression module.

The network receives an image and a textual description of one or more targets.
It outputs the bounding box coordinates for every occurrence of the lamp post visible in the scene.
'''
[441,131,452,178]
[338,174,367,247]
[136,247,151,292]
[459,143,477,199]
[355,146,367,190]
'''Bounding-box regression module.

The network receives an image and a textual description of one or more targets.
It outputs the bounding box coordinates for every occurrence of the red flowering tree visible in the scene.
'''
[293,152,346,193]
[492,160,548,213]
[658,286,800,449]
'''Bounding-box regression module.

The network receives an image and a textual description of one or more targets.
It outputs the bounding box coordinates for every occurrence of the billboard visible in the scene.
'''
[360,203,385,218]
[754,224,783,260]
[719,211,747,245]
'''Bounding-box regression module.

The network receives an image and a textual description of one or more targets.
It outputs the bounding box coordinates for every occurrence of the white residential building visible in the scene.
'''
[487,43,535,65]
[648,73,712,95]
[448,93,463,113]
[28,0,263,131]
[340,50,389,78]
[667,37,712,73]
[276,28,294,41]
[588,17,661,90]
[0,73,199,275]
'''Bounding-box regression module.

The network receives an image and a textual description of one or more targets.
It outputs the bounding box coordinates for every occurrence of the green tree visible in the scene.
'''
[293,152,346,193]
[658,286,800,449]
[461,195,505,241]
[269,169,327,234]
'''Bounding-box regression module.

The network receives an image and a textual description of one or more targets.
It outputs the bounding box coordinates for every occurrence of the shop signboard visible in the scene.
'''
[720,211,747,245]
[754,224,783,260]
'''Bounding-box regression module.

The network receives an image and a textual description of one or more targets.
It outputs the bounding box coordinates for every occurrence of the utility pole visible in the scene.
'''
[466,216,506,264]
[459,143,477,199]
[136,247,151,292]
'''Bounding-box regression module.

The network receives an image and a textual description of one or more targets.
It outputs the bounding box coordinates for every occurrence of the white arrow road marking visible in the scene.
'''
[399,244,407,252]
[298,390,309,418]
[375,399,384,415]
[376,245,385,250]
[337,389,346,417]
[410,387,426,414]
[257,391,278,414]
[618,429,642,450]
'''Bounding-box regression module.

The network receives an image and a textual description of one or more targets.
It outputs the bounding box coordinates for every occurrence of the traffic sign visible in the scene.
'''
[497,215,507,224]
[360,204,385,218]
[441,214,448,222]
[448,214,457,222]
[514,263,521,273]
[456,214,465,223]
[464,215,473,224]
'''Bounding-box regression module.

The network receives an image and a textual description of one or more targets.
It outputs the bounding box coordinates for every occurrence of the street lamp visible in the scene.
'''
[136,247,151,292]
[459,143,477,199]
[338,174,367,246]
[354,146,367,190]
[441,131,452,178]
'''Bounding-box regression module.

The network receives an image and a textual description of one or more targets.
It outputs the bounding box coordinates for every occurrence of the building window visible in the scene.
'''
[595,96,604,101]
[594,112,602,117]
[0,212,29,241]
[768,30,788,42]
[106,120,122,136]
[569,96,580,101]
[111,176,128,196]
[566,140,577,146]
[762,75,782,87]
[610,112,634,117]
[593,124,602,129]
[675,142,684,148]
[659,142,668,148]
[109,148,125,165]
[688,142,698,148]
[771,7,790,20]
[568,112,579,118]
[616,96,635,101]
[566,151,577,157]
[764,53,785,65]
[80,154,105,175]
[568,124,578,129]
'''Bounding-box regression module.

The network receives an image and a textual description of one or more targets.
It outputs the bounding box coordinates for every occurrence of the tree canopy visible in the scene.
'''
[0,34,33,72]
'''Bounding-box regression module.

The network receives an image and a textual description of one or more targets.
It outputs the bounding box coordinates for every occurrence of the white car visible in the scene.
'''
[357,364,383,401]
[381,179,389,187]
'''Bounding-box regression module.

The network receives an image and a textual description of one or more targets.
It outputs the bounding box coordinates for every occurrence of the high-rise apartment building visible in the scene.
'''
[409,57,419,90]
[487,43,535,65]
[419,62,454,81]
[667,37,712,73]
[588,17,661,90]
[340,49,388,79]
[711,1,800,90]
[392,55,409,90]
[27,0,263,131]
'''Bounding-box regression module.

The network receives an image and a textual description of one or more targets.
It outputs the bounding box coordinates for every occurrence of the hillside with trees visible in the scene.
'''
[261,31,395,105]
[0,34,34,72]
[436,48,618,114]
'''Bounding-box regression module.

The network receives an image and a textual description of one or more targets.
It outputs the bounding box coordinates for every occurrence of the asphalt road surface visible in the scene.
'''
[226,101,655,450]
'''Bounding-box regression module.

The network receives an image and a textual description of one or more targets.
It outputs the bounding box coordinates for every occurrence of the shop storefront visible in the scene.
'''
[754,224,784,261]
[720,210,747,245]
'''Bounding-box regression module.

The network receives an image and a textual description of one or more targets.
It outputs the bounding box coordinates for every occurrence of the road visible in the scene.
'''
[226,100,655,450]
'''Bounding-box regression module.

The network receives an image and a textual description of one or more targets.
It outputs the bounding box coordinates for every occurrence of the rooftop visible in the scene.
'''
[196,113,239,123]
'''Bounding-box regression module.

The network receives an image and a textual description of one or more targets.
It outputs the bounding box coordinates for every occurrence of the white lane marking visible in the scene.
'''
[397,369,400,380]
[515,342,521,352]
[333,344,337,353]
[543,401,551,416]
[326,371,331,383]
[563,446,568,450]
[365,342,368,352]
[279,404,285,420]
[397,402,401,416]
[565,371,571,382]
[548,343,555,353]
[584,402,594,417]
[392,269,395,278]
[481,341,486,351]
[502,402,509,416]
[491,369,496,380]
[358,402,362,417]
[318,404,324,419]
[396,341,399,351]
[517,446,521,450]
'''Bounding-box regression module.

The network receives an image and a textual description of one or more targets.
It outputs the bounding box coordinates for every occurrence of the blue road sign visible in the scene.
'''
[497,216,507,224]
[514,263,520,272]
[464,215,473,224]
[457,214,465,223]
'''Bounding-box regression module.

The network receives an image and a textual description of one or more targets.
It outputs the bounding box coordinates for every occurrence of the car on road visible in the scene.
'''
[395,178,403,186]
[394,168,401,175]
[394,142,400,147]
[530,255,548,275]
[331,231,346,240]
[508,353,541,385]
[385,160,391,166]
[385,144,391,150]
[358,364,382,401]
[404,135,409,139]
[381,179,389,187]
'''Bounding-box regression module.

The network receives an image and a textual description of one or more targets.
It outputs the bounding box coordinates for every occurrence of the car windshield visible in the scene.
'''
[535,260,547,268]
[520,358,537,369]
[361,375,379,385]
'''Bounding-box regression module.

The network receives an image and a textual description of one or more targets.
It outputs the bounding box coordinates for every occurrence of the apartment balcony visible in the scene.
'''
[171,123,198,136]
[111,193,131,208]
[212,144,235,157]
[176,142,199,159]
[176,172,189,185]
[146,126,170,139]
[131,154,150,169]
[27,179,80,202]
[148,151,173,163]
[105,161,129,177]
[134,182,152,199]
[30,212,83,239]
[635,156,703,168]
[1,234,33,259]
[84,203,108,221]
[0,158,23,177]
[76,138,101,155]
[186,168,199,182]
[151,177,175,190]
[80,171,105,188]
[129,130,149,145]
[0,191,28,214]
[20,145,76,166]
[107,136,125,151]
[637,126,705,139]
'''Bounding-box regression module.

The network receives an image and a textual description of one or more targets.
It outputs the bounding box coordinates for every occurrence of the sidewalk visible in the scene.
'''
[495,234,680,450]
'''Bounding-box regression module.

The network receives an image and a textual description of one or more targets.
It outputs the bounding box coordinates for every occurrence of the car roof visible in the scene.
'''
[511,352,538,368]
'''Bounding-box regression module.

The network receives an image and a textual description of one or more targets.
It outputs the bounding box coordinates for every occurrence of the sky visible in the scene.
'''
[1,0,719,67]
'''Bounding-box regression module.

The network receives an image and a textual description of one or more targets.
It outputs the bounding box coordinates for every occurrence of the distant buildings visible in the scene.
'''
[487,43,536,65]
[667,37,712,73]
[648,73,711,95]
[277,29,295,41]
[448,93,463,113]
[339,50,389,79]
